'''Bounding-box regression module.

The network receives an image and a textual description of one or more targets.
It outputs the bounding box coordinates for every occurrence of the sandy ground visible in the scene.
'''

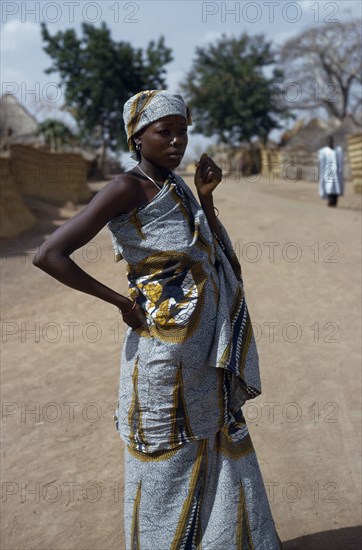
[1,173,361,550]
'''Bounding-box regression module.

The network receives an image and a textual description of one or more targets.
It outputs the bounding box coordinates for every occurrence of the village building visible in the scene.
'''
[0,93,44,149]
[0,94,94,238]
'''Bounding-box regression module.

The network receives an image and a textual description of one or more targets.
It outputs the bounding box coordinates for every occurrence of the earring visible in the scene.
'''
[136,143,141,151]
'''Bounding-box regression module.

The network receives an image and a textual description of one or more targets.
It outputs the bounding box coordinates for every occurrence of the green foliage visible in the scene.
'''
[37,119,74,151]
[41,22,173,151]
[181,33,289,145]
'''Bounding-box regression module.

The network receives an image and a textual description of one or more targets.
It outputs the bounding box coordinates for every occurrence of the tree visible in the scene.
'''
[181,33,289,149]
[41,22,173,173]
[278,20,362,125]
[37,119,74,152]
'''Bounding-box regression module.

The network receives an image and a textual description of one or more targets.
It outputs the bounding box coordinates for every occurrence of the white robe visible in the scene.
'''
[318,145,344,198]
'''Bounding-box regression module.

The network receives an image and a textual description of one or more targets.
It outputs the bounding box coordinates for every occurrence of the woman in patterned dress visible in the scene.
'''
[34,90,281,549]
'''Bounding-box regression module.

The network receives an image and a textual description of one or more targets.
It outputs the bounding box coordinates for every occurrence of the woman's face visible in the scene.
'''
[136,115,188,169]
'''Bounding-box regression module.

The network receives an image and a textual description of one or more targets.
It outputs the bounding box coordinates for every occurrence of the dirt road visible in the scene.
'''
[1,174,361,549]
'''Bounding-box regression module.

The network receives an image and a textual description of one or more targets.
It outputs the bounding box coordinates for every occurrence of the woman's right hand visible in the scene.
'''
[120,301,150,332]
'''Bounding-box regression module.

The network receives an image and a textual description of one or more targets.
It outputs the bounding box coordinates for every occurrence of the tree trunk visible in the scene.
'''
[100,134,108,178]
[249,141,261,174]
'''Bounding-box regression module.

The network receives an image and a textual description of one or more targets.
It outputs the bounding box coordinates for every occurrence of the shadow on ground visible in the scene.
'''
[283,525,361,549]
[0,196,90,259]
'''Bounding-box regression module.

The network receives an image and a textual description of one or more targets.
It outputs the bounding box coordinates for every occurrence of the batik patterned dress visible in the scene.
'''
[108,172,281,549]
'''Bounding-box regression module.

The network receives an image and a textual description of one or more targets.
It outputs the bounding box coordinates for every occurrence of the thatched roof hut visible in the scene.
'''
[281,116,360,152]
[281,118,338,151]
[0,94,42,147]
[272,116,361,182]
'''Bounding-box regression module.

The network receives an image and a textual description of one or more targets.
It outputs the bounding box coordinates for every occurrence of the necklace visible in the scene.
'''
[136,165,166,191]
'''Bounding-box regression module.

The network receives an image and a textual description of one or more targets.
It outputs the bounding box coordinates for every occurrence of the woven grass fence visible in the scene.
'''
[10,145,91,203]
[260,147,282,180]
[0,154,35,238]
[347,134,362,193]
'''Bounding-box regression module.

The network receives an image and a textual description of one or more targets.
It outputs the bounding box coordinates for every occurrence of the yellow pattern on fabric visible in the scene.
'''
[237,483,255,549]
[130,480,142,550]
[217,425,254,459]
[150,262,206,342]
[128,357,149,450]
[171,439,207,550]
[194,222,216,273]
[127,443,185,462]
[239,317,253,376]
[170,364,195,446]
[143,279,163,304]
[169,184,194,228]
[130,211,146,240]
[244,482,254,550]
[210,272,220,305]
[129,251,208,343]
[194,223,209,252]
[128,282,139,302]
[237,483,243,550]
[218,286,244,369]
[127,90,160,151]
[217,372,226,430]
[155,299,176,326]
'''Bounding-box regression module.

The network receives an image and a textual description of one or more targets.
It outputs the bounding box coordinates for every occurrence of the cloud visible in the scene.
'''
[296,0,360,16]
[200,30,225,45]
[1,19,62,116]
[274,30,299,46]
[1,20,39,52]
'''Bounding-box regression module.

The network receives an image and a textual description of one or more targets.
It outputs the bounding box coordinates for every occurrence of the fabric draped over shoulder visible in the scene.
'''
[108,173,261,453]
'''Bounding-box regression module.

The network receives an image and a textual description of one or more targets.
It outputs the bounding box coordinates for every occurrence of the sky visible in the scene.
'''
[1,0,361,162]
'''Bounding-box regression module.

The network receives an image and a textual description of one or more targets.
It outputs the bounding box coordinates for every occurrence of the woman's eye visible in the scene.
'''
[159,130,169,136]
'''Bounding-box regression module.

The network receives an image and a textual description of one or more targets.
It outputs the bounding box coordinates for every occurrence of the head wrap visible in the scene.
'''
[123,90,192,156]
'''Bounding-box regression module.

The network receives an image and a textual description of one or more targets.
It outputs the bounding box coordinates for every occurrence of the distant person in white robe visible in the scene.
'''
[318,135,344,207]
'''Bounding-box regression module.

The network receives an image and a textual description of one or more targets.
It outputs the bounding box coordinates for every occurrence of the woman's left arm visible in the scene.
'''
[195,154,242,279]
[194,153,223,240]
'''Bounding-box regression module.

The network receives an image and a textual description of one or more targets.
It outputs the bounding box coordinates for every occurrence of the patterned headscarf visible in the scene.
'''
[123,90,192,155]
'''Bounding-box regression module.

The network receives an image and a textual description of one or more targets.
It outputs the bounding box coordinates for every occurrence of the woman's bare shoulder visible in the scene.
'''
[90,171,144,216]
[35,172,143,254]
[98,171,140,202]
